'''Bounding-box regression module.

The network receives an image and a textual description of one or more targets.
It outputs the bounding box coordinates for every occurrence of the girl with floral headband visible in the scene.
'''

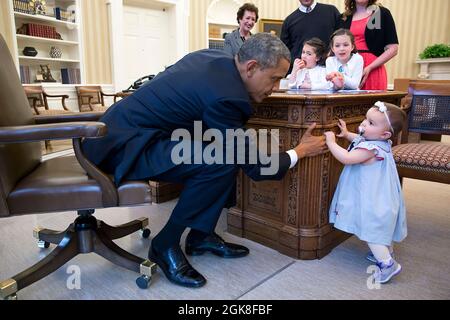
[324,101,407,284]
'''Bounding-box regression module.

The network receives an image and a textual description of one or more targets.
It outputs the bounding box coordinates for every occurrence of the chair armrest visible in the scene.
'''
[0,122,106,144]
[34,111,104,124]
[43,92,70,110]
[27,96,40,114]
[100,91,120,103]
[43,92,69,99]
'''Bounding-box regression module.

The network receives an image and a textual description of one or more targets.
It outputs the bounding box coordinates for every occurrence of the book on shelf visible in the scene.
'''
[54,7,76,23]
[20,65,31,84]
[61,68,81,84]
[208,39,225,50]
[13,0,33,14]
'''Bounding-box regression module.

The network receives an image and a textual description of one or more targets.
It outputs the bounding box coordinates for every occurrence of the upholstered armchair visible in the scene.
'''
[23,85,73,149]
[0,35,156,300]
[392,81,450,185]
[23,85,71,115]
[76,86,119,112]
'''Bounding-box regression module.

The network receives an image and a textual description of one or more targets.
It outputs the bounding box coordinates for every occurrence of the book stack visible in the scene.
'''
[22,23,61,39]
[61,68,81,84]
[20,65,31,84]
[13,0,33,14]
[208,40,225,50]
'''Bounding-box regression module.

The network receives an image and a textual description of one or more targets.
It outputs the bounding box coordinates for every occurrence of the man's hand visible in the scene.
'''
[294,123,327,158]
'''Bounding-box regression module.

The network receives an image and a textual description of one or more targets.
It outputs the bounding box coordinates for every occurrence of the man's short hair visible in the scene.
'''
[237,33,291,70]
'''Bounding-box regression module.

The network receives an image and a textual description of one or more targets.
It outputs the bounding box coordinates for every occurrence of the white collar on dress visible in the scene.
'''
[299,1,317,13]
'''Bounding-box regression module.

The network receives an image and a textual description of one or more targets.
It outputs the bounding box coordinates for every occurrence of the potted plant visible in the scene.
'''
[416,43,450,80]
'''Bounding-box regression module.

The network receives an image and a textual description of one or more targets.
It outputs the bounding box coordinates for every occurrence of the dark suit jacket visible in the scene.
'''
[82,50,291,185]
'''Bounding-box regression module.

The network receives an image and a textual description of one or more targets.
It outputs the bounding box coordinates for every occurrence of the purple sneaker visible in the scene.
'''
[374,259,402,284]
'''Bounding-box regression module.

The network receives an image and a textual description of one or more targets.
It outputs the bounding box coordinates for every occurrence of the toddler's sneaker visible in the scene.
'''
[374,259,402,284]
[366,251,394,263]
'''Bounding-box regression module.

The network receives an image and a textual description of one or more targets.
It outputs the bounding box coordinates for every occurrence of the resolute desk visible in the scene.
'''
[228,90,406,259]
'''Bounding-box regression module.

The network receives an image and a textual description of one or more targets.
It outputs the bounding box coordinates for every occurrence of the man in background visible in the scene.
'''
[281,0,340,72]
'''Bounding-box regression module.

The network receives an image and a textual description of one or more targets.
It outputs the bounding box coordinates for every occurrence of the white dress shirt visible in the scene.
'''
[325,53,364,90]
[299,1,317,13]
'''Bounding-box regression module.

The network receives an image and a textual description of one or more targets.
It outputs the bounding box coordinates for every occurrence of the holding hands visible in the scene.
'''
[294,123,327,158]
[324,131,336,144]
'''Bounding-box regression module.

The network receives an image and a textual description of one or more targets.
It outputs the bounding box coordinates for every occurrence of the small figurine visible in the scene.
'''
[29,0,47,15]
[36,64,56,82]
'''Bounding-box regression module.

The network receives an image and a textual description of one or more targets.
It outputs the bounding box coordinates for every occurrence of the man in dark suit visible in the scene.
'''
[82,33,326,288]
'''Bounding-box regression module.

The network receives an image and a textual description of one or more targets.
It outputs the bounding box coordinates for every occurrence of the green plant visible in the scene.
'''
[419,43,450,59]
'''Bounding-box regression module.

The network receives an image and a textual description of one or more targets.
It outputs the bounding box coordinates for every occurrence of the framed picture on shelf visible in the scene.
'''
[259,19,284,38]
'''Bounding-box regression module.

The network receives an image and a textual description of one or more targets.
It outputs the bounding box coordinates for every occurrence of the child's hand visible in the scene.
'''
[293,58,306,72]
[326,72,338,81]
[331,76,344,90]
[324,131,336,144]
[336,119,348,138]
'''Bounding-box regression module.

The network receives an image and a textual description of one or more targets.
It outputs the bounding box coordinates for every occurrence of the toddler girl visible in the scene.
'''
[287,38,331,90]
[326,28,364,90]
[324,101,407,284]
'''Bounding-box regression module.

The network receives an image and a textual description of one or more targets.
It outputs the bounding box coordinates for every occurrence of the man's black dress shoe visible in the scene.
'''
[185,232,249,258]
[148,245,206,288]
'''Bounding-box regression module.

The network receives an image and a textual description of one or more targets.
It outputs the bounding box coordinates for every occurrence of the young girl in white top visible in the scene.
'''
[324,102,407,284]
[288,38,331,90]
[326,28,364,90]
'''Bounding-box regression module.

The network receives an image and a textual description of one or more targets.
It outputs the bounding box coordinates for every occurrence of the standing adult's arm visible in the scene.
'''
[360,8,399,88]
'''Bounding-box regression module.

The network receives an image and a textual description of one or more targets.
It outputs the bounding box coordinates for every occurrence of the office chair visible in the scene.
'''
[0,35,156,300]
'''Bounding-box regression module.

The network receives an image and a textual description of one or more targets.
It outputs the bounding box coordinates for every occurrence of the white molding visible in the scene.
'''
[107,0,189,92]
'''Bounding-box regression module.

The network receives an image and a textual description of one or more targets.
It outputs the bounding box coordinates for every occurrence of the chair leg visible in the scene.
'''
[93,228,156,277]
[33,226,72,245]
[0,231,78,300]
[99,217,149,240]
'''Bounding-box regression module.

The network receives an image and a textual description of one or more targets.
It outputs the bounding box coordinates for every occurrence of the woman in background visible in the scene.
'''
[224,3,259,57]
[340,0,399,90]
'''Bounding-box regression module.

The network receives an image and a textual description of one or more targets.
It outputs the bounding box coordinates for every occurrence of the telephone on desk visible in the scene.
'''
[122,75,155,93]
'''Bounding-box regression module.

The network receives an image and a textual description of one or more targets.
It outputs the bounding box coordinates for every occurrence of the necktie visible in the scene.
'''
[306,6,312,13]
[338,65,344,73]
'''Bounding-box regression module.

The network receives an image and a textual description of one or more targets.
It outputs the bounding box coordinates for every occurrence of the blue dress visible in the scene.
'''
[329,137,407,245]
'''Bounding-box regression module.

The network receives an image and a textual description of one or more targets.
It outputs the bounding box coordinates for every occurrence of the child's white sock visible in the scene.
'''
[368,243,392,264]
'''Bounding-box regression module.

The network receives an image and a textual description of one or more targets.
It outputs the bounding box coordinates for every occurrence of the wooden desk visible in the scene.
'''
[227,90,407,259]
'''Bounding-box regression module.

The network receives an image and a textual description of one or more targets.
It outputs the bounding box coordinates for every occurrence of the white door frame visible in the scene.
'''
[106,0,189,91]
